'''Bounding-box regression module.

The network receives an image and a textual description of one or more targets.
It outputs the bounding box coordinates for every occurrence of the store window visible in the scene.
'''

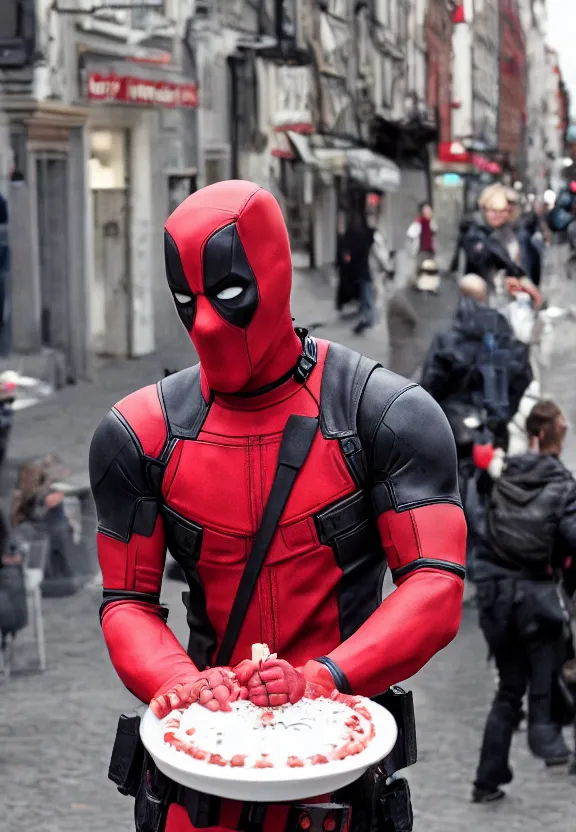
[89,130,126,190]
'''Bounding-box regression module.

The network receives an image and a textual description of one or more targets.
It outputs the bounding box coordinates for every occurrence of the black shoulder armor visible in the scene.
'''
[158,365,211,440]
[89,409,164,543]
[357,368,461,514]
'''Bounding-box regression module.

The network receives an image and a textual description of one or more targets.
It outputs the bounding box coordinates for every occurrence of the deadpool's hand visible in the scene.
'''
[299,660,338,700]
[150,667,246,718]
[234,657,306,707]
[234,658,339,707]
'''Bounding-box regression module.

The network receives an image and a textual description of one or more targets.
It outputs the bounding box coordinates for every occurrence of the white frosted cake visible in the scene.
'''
[163,694,375,769]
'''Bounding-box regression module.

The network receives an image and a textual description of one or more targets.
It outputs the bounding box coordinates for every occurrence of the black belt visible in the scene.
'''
[173,787,352,832]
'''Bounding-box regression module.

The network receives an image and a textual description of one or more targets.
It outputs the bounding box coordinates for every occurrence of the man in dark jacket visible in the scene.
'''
[420,275,533,582]
[420,275,532,453]
[472,399,576,803]
[341,212,376,335]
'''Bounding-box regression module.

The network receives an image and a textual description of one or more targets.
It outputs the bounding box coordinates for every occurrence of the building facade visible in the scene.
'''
[368,0,436,247]
[2,0,570,379]
[425,0,465,258]
[544,47,567,192]
[498,0,527,180]
[1,0,199,379]
[518,0,551,193]
[471,0,500,156]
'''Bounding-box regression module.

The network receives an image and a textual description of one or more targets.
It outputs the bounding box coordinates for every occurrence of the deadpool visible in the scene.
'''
[90,181,467,832]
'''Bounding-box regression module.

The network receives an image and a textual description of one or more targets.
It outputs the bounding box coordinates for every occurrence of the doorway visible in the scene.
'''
[36,153,73,374]
[89,129,130,357]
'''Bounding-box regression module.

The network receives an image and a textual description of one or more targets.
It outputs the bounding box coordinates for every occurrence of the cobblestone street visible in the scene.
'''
[2,254,576,831]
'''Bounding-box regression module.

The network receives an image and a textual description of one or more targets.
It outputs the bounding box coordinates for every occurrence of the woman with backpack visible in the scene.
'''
[472,399,576,803]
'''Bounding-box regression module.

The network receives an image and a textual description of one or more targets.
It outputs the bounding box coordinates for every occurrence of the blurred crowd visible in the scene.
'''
[417,181,576,803]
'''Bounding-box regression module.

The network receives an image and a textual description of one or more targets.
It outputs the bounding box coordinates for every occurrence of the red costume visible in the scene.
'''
[90,181,466,832]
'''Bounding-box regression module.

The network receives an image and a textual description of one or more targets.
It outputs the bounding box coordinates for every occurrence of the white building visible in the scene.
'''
[471,0,500,155]
[1,0,199,379]
[519,0,551,193]
[544,47,566,192]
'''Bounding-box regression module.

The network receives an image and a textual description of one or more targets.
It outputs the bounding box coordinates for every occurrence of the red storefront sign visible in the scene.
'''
[472,153,501,175]
[438,141,471,164]
[438,142,501,174]
[87,72,198,109]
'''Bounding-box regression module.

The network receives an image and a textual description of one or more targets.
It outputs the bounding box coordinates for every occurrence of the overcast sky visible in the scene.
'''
[547,0,576,110]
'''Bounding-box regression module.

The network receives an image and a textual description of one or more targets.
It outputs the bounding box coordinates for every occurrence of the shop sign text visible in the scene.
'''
[87,73,198,109]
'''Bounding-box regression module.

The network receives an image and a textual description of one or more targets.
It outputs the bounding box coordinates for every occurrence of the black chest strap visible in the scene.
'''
[215,413,318,666]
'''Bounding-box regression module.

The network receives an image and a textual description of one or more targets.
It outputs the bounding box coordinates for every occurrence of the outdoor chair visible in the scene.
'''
[1,523,50,677]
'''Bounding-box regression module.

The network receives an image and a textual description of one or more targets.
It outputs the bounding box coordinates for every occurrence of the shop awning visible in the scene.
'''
[271,132,294,159]
[346,148,401,193]
[286,132,319,167]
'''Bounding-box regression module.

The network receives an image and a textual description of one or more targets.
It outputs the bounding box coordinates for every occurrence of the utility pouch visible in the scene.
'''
[134,753,174,832]
[108,714,145,798]
[376,778,413,832]
[372,687,417,776]
[284,803,352,832]
[334,761,385,832]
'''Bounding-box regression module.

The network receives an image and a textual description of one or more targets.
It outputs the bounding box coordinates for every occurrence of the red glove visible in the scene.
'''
[473,443,495,471]
[234,658,337,707]
[234,657,306,707]
[150,667,245,718]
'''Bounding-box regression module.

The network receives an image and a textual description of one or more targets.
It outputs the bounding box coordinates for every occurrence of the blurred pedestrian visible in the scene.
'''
[449,211,475,275]
[420,274,532,455]
[386,284,419,378]
[420,275,533,582]
[369,225,394,318]
[508,189,544,288]
[341,211,376,335]
[406,202,437,282]
[0,509,28,659]
[472,399,576,803]
[335,212,359,315]
[11,457,75,587]
[462,185,525,289]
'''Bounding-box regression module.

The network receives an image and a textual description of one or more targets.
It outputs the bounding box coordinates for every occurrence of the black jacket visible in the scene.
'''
[462,221,525,284]
[475,454,576,585]
[420,297,533,444]
[342,223,374,283]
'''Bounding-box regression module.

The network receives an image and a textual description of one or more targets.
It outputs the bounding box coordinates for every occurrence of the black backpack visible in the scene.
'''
[547,189,576,232]
[473,329,512,424]
[487,474,570,570]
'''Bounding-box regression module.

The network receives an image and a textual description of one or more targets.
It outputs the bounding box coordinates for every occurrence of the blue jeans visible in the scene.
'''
[359,280,376,328]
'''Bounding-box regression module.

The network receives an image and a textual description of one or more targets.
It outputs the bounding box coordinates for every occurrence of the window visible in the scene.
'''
[0,0,19,38]
[130,0,165,31]
[89,131,126,190]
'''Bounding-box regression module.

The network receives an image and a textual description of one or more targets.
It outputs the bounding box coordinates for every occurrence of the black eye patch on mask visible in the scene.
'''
[164,231,196,331]
[202,223,259,329]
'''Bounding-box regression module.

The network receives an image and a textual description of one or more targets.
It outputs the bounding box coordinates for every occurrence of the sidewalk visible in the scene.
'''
[4,247,576,832]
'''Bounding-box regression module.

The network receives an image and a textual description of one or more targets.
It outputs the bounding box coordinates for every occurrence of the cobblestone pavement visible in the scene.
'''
[2,250,576,830]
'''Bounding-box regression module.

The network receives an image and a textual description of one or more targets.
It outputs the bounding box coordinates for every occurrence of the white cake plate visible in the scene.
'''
[140,699,398,802]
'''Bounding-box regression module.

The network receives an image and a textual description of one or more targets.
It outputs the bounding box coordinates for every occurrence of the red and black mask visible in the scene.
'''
[164,181,298,394]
